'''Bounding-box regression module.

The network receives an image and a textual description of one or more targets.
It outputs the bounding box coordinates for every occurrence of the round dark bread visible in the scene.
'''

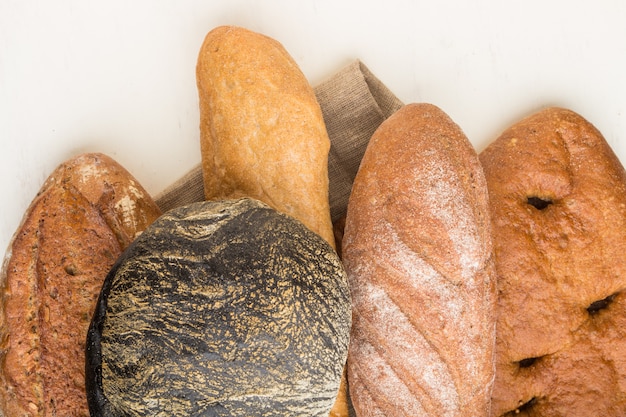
[85,197,351,417]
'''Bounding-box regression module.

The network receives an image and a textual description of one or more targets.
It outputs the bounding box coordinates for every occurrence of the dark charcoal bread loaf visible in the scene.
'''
[86,197,352,417]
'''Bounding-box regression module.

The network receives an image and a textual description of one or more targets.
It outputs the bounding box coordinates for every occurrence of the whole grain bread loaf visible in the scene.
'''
[479,107,626,416]
[0,153,161,416]
[342,103,497,416]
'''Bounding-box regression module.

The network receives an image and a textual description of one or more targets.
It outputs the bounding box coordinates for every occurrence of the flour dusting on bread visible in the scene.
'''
[344,103,496,416]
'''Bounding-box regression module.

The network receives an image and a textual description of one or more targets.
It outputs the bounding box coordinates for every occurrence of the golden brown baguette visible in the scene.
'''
[196,25,335,249]
[0,153,161,416]
[479,107,626,416]
[343,103,496,416]
[196,25,348,416]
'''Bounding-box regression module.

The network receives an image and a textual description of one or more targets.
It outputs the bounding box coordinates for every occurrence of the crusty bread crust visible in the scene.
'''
[0,153,160,416]
[196,25,335,249]
[196,26,348,416]
[343,103,496,416]
[86,197,352,417]
[480,107,626,416]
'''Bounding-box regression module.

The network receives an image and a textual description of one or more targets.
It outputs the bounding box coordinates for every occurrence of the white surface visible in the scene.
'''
[1,0,626,254]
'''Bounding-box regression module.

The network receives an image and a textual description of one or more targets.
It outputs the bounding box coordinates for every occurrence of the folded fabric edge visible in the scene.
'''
[358,60,404,119]
[318,59,405,222]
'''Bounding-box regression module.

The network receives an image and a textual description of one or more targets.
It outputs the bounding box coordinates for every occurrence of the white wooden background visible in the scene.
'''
[2,0,625,254]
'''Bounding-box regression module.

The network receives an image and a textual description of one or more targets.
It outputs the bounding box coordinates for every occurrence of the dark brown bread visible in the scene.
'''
[479,107,626,416]
[343,103,496,416]
[0,153,161,416]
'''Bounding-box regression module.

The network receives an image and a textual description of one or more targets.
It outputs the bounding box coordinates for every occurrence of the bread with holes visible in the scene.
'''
[342,103,497,416]
[0,153,161,416]
[479,107,626,416]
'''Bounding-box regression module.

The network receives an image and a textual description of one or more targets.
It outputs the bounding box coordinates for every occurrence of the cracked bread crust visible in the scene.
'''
[196,25,335,249]
[85,198,351,417]
[0,153,161,416]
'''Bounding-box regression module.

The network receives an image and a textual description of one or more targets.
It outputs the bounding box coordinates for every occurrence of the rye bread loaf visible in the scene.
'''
[342,103,497,416]
[0,153,161,416]
[85,197,351,417]
[479,107,626,416]
[196,25,335,249]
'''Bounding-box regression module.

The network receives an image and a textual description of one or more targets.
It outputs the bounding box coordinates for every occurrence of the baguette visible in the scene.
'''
[197,25,335,248]
[343,103,496,416]
[196,25,348,416]
[0,153,161,416]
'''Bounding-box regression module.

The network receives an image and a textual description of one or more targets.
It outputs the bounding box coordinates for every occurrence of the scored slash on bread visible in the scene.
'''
[343,103,497,416]
[479,107,626,416]
[0,153,161,417]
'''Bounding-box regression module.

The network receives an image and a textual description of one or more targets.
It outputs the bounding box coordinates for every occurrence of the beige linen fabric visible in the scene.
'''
[154,60,403,221]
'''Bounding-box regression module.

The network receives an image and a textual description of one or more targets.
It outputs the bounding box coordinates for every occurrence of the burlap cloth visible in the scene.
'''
[154,60,404,222]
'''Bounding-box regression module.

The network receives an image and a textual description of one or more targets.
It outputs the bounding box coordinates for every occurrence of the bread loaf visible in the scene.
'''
[342,103,496,416]
[196,25,349,415]
[0,153,161,416]
[85,198,351,417]
[196,25,335,249]
[479,107,626,416]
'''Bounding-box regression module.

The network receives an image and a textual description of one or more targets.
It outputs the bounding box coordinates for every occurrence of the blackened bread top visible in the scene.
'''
[86,197,351,417]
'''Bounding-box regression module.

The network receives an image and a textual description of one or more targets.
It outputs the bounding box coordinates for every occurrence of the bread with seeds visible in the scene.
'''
[0,153,161,416]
